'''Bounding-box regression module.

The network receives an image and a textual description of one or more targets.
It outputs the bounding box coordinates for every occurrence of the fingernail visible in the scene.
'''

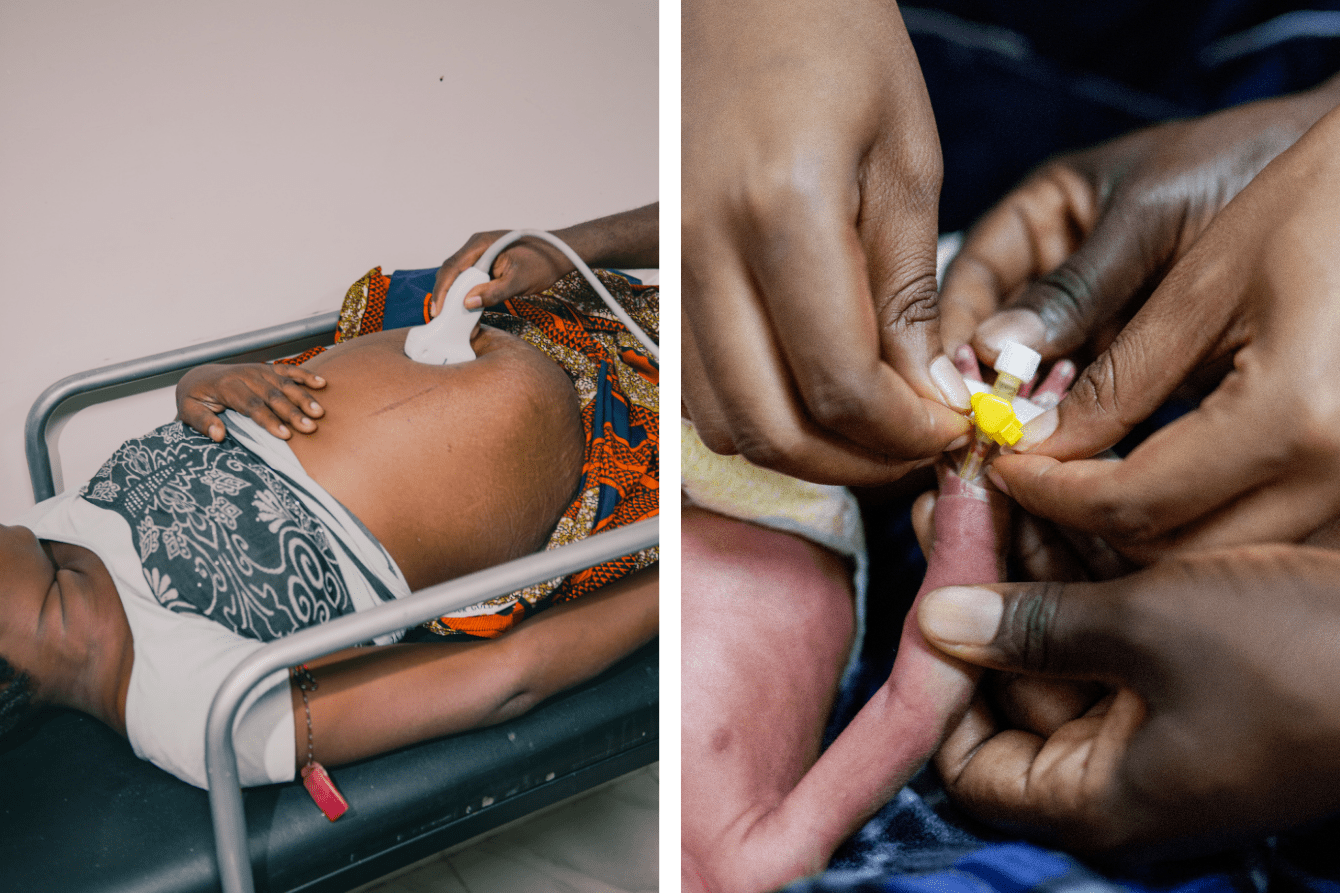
[1013,408,1057,452]
[464,296,482,310]
[930,354,972,412]
[309,401,321,412]
[979,309,1047,356]
[277,425,290,438]
[313,376,325,386]
[946,433,971,452]
[920,586,1004,646]
[986,466,1011,497]
[952,343,981,379]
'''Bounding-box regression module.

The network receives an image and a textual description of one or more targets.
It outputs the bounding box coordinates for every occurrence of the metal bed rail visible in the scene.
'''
[206,517,659,893]
[22,311,659,893]
[24,310,340,502]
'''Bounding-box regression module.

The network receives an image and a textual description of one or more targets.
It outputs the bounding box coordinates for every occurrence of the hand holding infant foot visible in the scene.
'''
[921,545,1340,858]
[176,362,325,441]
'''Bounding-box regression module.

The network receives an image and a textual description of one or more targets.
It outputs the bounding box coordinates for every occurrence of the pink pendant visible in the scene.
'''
[301,761,349,821]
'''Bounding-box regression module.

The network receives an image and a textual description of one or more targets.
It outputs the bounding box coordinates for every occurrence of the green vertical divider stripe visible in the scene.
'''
[659,0,680,884]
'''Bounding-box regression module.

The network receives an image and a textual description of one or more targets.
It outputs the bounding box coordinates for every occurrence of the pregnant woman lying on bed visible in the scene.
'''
[0,210,659,790]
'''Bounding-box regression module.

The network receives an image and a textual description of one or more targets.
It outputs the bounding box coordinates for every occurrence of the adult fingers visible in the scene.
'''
[178,399,227,442]
[939,168,1094,353]
[272,363,326,391]
[974,185,1176,363]
[855,97,947,404]
[680,304,733,452]
[272,366,326,418]
[989,673,1108,739]
[1012,512,1091,583]
[938,687,1146,850]
[227,378,320,439]
[991,391,1285,559]
[430,232,498,317]
[447,250,533,311]
[917,577,1144,682]
[1007,248,1239,459]
[927,565,1157,836]
[741,179,968,461]
[684,222,945,484]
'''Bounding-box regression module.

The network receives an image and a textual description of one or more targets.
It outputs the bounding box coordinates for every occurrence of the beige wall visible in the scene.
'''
[0,0,658,516]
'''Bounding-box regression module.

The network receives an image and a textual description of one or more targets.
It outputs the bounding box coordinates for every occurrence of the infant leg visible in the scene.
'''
[681,508,855,893]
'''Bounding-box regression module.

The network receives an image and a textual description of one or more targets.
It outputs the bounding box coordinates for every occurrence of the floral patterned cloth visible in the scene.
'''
[81,421,378,641]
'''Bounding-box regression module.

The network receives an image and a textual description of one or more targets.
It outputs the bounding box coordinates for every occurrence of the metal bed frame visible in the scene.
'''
[21,312,659,893]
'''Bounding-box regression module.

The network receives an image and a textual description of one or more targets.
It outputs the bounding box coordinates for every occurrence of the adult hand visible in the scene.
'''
[939,77,1340,363]
[429,230,572,317]
[176,363,325,442]
[430,204,658,317]
[912,476,1116,740]
[991,103,1340,562]
[918,544,1340,857]
[682,0,971,487]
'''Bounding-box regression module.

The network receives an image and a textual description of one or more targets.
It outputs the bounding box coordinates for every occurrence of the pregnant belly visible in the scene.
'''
[285,326,584,591]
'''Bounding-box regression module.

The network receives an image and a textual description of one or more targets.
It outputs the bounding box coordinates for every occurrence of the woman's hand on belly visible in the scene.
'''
[176,362,326,441]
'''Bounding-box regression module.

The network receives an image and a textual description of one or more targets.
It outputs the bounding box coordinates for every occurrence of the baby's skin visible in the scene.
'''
[683,356,1075,893]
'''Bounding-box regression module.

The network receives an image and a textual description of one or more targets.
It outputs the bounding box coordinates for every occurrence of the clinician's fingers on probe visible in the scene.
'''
[940,169,1094,354]
[684,238,928,484]
[745,197,969,459]
[430,232,496,317]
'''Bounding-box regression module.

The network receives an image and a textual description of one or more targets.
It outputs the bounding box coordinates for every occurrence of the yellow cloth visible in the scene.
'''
[680,418,864,564]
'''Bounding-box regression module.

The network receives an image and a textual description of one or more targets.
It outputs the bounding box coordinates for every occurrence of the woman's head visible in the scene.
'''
[0,527,133,734]
[0,525,58,735]
[0,655,36,737]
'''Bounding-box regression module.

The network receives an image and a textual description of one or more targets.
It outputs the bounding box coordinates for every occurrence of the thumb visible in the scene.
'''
[974,201,1171,362]
[466,279,516,309]
[918,580,1135,681]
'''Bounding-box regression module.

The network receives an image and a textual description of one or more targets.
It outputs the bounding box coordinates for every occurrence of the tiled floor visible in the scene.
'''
[355,763,658,893]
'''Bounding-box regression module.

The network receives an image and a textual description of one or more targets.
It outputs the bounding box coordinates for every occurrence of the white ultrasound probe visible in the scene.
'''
[403,229,659,365]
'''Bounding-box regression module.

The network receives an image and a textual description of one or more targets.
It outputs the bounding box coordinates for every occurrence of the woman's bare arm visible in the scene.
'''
[292,564,658,770]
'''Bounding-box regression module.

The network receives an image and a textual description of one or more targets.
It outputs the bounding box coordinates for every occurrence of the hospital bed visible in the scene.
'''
[1,311,659,893]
